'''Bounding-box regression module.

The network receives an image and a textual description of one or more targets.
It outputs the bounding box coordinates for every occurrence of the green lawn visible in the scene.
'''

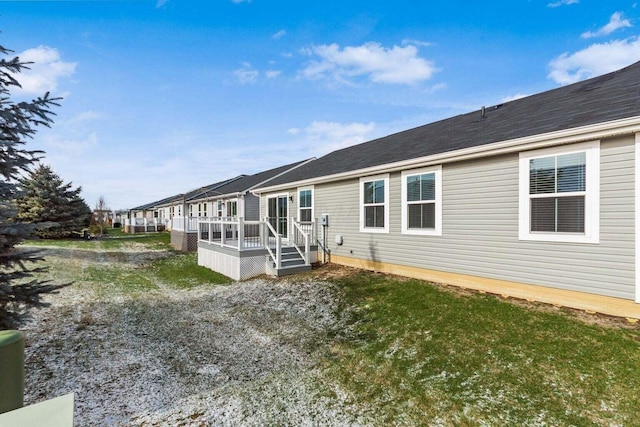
[22,227,172,251]
[325,271,640,426]
[79,253,230,297]
[25,229,230,296]
[23,230,640,424]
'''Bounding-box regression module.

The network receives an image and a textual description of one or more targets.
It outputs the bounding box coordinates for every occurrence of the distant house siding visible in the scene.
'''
[244,194,260,221]
[284,135,636,301]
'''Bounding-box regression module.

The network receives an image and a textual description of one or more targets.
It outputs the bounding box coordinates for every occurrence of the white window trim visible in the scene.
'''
[359,174,390,233]
[297,186,314,223]
[264,192,290,218]
[518,141,600,244]
[226,198,238,218]
[401,165,442,236]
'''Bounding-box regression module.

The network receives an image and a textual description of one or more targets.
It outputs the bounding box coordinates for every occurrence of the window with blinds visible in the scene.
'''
[519,141,599,244]
[401,166,442,236]
[360,174,389,233]
[406,172,436,229]
[529,152,585,233]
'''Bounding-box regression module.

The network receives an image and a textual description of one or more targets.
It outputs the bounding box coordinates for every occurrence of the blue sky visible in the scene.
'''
[3,0,640,209]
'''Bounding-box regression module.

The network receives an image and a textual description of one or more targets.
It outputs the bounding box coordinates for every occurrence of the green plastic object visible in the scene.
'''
[0,330,25,414]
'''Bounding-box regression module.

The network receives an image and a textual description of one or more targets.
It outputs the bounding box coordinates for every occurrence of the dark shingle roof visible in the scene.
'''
[131,175,245,210]
[260,61,640,188]
[186,159,312,202]
[182,175,246,202]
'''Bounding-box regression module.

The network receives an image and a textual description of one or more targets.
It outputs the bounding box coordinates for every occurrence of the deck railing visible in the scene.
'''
[198,217,316,269]
[197,217,264,250]
[292,219,311,265]
[124,218,165,232]
[171,216,199,232]
[264,220,281,269]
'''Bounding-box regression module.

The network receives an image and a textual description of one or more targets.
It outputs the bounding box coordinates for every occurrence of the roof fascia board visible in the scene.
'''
[187,192,244,204]
[245,158,317,192]
[253,116,640,193]
[186,161,314,203]
[185,175,246,202]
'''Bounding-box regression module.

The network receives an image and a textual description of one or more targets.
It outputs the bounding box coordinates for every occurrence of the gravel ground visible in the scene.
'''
[20,252,369,426]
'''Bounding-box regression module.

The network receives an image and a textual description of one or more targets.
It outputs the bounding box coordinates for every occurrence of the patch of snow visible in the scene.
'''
[21,253,365,425]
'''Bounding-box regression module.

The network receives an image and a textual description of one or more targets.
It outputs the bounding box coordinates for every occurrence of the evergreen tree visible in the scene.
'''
[16,164,91,238]
[0,43,68,329]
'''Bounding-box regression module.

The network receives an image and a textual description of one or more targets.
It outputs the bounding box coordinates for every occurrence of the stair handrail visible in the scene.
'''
[292,219,310,265]
[263,218,282,269]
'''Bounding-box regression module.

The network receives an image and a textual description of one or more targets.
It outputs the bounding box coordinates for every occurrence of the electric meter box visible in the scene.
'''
[320,214,329,226]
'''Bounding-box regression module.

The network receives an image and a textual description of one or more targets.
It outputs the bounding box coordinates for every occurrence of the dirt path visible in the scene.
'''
[20,252,368,426]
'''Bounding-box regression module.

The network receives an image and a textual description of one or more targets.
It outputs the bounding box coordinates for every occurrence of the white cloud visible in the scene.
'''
[65,110,104,126]
[40,131,100,159]
[233,62,259,84]
[10,46,76,95]
[548,36,640,84]
[300,42,438,85]
[501,93,530,103]
[272,30,286,40]
[401,38,433,48]
[265,70,281,79]
[548,0,579,7]
[581,12,632,38]
[294,120,376,156]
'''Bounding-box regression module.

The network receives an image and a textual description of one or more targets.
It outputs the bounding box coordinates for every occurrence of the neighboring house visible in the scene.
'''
[126,176,245,237]
[169,175,246,250]
[126,200,163,233]
[113,209,129,227]
[151,193,185,231]
[92,208,113,226]
[195,159,316,280]
[249,61,640,318]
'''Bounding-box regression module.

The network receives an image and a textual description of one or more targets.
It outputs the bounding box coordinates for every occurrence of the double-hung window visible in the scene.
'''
[226,200,238,218]
[360,174,389,233]
[519,141,599,243]
[298,188,313,222]
[198,203,207,217]
[401,166,442,235]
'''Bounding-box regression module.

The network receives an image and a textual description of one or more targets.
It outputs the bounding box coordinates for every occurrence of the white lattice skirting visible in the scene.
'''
[198,247,266,281]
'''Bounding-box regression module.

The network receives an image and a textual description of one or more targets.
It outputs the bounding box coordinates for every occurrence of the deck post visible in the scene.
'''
[208,219,213,243]
[262,217,268,248]
[304,232,310,265]
[290,216,294,241]
[221,218,226,246]
[276,234,282,269]
[238,217,244,251]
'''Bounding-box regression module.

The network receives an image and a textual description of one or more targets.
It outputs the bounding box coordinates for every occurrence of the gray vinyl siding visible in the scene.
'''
[305,136,636,301]
[244,194,260,221]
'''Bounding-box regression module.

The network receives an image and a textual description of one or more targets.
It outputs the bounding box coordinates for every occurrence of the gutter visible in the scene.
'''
[252,115,640,194]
